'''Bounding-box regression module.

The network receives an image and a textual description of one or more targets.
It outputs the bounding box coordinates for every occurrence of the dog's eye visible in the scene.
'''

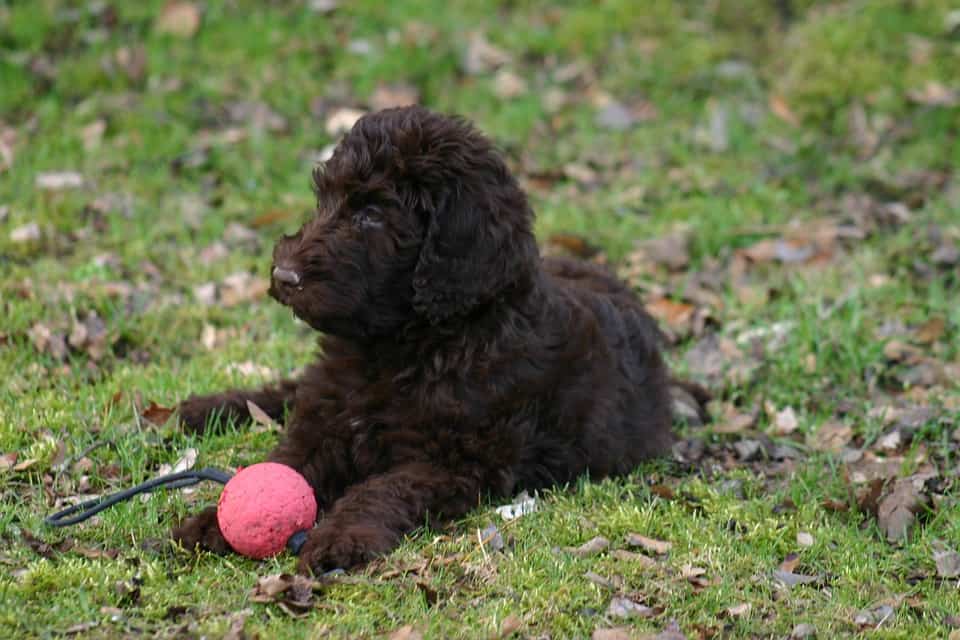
[352,208,383,230]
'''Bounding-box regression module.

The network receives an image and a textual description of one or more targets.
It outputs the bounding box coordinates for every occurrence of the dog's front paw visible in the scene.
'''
[296,522,396,574]
[177,395,245,434]
[171,506,231,554]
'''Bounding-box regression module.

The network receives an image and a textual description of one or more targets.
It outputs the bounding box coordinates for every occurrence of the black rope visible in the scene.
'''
[44,467,233,527]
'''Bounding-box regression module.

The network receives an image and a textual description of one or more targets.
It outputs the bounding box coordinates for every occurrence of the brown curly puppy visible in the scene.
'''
[173,106,693,574]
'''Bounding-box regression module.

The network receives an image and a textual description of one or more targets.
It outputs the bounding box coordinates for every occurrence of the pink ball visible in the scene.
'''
[217,462,317,559]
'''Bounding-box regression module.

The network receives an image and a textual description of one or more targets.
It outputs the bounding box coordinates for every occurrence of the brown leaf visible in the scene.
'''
[569,536,610,556]
[610,549,657,568]
[388,625,423,640]
[81,120,106,151]
[712,405,757,434]
[908,81,958,107]
[141,402,175,426]
[0,452,17,472]
[36,171,83,190]
[584,571,620,590]
[647,299,695,336]
[913,317,946,344]
[115,46,148,82]
[13,458,39,472]
[853,604,896,629]
[325,108,366,136]
[773,569,821,588]
[769,94,799,126]
[492,70,528,99]
[877,479,929,542]
[246,400,280,431]
[607,597,656,620]
[933,546,960,578]
[770,405,799,436]
[595,101,635,131]
[779,553,800,573]
[884,340,923,363]
[223,610,252,640]
[10,222,41,243]
[592,629,632,640]
[462,32,510,75]
[630,232,690,272]
[855,478,887,515]
[155,2,201,38]
[369,84,420,111]
[625,533,672,555]
[73,545,119,560]
[250,573,320,613]
[725,603,751,618]
[220,272,270,307]
[497,614,522,638]
[808,420,852,453]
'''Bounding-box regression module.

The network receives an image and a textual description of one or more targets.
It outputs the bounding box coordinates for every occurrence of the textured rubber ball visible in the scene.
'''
[216,462,317,559]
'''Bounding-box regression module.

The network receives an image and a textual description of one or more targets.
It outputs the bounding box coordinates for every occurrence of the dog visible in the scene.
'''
[172,106,697,573]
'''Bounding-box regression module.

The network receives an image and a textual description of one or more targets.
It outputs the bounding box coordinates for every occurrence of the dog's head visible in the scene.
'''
[269,106,538,339]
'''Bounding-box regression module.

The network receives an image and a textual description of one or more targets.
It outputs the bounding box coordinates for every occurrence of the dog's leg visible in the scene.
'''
[295,462,478,574]
[170,505,231,554]
[176,379,298,434]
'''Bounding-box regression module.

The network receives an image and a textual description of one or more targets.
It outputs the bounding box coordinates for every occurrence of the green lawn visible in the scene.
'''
[2,1,959,638]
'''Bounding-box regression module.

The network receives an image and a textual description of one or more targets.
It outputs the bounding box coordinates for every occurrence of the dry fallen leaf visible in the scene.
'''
[155,1,201,38]
[462,32,510,75]
[225,361,276,380]
[155,448,198,476]
[10,223,41,243]
[796,532,814,548]
[0,452,18,472]
[141,402,176,426]
[250,573,320,615]
[725,603,751,618]
[81,120,106,151]
[770,405,799,435]
[908,81,958,107]
[592,629,632,640]
[607,597,656,620]
[325,108,366,136]
[647,298,695,336]
[933,545,960,578]
[246,400,280,431]
[492,69,528,99]
[877,478,929,542]
[808,420,852,453]
[36,171,83,190]
[369,84,419,111]
[769,94,799,126]
[222,610,252,640]
[220,272,270,307]
[595,100,635,131]
[569,536,610,557]
[610,549,657,568]
[625,533,672,555]
[913,316,946,344]
[388,625,424,640]
[497,614,522,638]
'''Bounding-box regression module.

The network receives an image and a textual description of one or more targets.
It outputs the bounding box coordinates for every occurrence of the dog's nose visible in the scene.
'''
[272,266,301,286]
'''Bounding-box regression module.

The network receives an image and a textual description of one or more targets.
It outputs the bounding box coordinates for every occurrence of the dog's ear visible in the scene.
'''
[411,172,538,324]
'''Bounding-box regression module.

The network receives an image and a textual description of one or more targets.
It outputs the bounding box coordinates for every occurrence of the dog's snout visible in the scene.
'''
[272,266,301,286]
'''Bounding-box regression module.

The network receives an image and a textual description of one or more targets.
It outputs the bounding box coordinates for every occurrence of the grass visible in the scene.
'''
[2,0,959,637]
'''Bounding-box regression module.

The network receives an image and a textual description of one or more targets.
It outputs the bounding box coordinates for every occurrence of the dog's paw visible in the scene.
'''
[171,506,231,554]
[176,395,244,434]
[296,522,395,574]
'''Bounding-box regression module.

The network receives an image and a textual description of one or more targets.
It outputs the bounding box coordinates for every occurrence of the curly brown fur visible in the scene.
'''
[172,106,692,574]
